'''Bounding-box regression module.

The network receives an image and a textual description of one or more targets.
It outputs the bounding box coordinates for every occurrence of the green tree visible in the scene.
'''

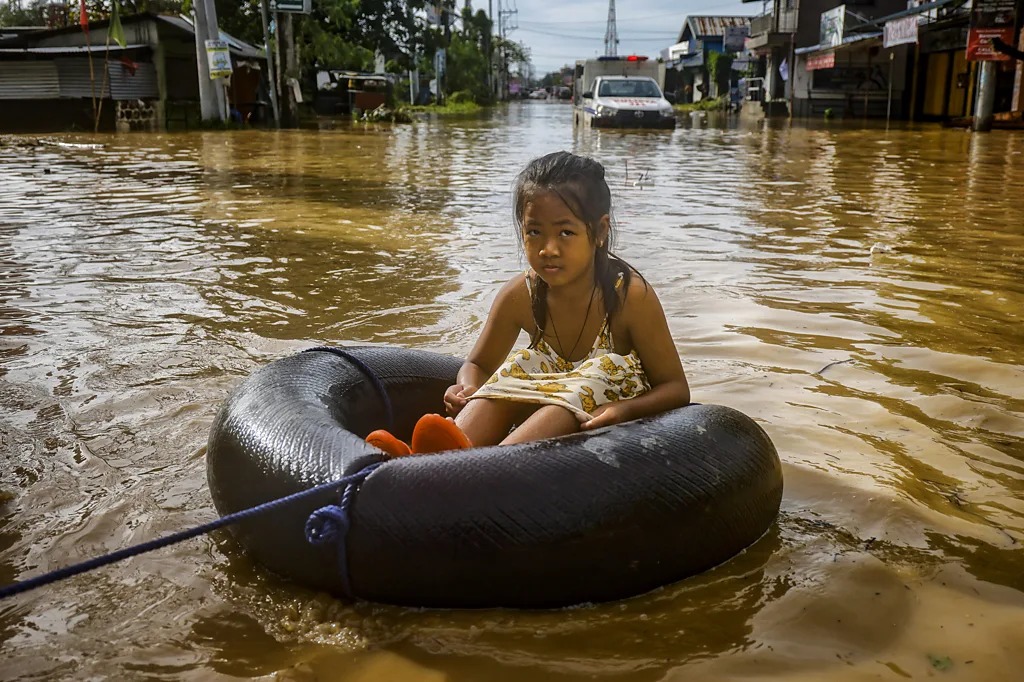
[707,51,734,98]
[443,7,491,103]
[301,0,432,71]
[0,3,46,26]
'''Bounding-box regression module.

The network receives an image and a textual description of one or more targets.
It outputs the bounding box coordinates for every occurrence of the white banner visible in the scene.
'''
[884,15,919,48]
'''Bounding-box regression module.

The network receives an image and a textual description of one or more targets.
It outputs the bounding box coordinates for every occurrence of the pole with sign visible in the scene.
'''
[267,0,308,126]
[270,0,311,13]
[193,0,227,122]
[259,0,280,127]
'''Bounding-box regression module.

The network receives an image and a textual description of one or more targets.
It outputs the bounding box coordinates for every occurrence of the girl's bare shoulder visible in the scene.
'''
[621,269,663,316]
[492,272,533,324]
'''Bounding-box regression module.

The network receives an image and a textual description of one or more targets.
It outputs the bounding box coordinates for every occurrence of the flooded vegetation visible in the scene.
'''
[1,102,1023,680]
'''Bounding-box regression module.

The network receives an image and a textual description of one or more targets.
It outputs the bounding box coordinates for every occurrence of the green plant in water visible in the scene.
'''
[407,101,482,116]
[673,96,727,113]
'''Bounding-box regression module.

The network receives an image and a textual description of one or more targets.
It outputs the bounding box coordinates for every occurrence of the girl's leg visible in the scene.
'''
[500,404,580,445]
[455,398,535,447]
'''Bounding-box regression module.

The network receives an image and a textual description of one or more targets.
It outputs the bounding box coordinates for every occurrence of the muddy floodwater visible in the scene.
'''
[1,103,1023,681]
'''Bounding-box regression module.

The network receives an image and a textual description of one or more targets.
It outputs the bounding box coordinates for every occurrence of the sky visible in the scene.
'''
[479,0,759,75]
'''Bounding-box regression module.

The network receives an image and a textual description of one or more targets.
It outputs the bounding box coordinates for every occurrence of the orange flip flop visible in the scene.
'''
[365,429,412,458]
[411,413,473,454]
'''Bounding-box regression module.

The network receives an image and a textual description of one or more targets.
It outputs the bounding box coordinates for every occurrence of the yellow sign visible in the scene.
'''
[205,39,233,79]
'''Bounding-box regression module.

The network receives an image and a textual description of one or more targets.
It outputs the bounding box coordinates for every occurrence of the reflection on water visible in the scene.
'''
[1,105,1023,680]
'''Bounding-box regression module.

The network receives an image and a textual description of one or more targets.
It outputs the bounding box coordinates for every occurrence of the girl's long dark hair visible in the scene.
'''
[512,151,646,349]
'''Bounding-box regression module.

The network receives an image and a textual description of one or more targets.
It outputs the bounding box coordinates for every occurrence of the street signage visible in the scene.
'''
[884,16,919,48]
[205,39,232,79]
[723,26,749,53]
[270,0,311,14]
[966,0,1015,61]
[805,51,836,71]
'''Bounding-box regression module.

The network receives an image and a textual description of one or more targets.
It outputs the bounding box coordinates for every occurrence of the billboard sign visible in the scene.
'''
[966,0,1016,61]
[723,26,750,53]
[820,5,846,49]
[884,15,919,48]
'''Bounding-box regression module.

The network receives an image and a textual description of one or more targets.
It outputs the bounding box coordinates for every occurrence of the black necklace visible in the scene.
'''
[549,285,597,361]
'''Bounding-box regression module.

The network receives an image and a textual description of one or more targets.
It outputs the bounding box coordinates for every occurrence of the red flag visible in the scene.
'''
[79,0,88,32]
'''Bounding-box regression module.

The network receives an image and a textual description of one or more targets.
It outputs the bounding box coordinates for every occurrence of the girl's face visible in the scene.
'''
[521,191,608,288]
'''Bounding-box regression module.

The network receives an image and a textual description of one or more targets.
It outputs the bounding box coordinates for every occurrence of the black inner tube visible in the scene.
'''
[207,347,783,608]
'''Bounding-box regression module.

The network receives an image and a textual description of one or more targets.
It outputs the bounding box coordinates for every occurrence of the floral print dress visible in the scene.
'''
[468,273,650,422]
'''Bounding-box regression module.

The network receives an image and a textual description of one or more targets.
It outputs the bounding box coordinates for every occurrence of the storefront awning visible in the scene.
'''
[795,0,962,61]
[846,0,963,31]
[795,31,882,57]
[673,53,704,69]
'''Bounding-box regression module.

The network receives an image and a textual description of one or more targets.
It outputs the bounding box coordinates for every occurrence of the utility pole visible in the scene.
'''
[487,0,493,100]
[604,0,618,57]
[192,0,227,122]
[281,12,298,126]
[259,0,280,127]
[973,61,997,132]
[497,0,517,100]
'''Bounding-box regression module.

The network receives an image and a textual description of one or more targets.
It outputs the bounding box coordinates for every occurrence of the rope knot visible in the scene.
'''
[305,504,349,546]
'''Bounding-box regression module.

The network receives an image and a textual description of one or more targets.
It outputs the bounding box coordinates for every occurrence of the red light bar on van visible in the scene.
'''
[596,55,649,62]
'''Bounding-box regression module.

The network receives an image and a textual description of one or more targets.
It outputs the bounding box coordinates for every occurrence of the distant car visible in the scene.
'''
[528,88,548,100]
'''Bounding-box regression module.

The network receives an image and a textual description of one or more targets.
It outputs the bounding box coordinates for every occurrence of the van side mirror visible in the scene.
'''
[582,91,593,99]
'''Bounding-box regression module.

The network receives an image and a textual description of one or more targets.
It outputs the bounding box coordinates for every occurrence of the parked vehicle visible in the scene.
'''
[572,56,675,129]
[314,71,394,116]
[528,88,549,100]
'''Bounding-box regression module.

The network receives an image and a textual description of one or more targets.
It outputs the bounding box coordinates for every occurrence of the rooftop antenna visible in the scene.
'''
[604,0,618,56]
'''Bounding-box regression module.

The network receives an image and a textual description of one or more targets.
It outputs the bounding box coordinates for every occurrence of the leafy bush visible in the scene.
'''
[448,90,475,104]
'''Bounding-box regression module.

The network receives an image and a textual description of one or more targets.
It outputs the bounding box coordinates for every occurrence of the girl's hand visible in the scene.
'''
[444,384,478,416]
[580,402,630,431]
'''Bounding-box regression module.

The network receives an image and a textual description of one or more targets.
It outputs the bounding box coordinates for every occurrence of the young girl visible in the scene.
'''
[367,151,690,456]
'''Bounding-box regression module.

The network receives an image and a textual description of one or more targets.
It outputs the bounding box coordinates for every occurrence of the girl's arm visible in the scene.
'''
[445,275,527,414]
[581,281,690,429]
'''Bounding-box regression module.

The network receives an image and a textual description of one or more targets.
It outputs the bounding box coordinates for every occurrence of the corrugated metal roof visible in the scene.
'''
[157,15,264,59]
[0,13,263,60]
[0,61,59,99]
[678,15,753,43]
[0,44,146,54]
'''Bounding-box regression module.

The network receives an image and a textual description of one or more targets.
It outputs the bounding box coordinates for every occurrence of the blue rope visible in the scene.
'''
[303,346,394,431]
[0,462,383,601]
[304,474,364,598]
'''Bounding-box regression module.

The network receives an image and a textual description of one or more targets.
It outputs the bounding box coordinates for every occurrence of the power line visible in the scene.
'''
[516,1,753,26]
[517,26,676,41]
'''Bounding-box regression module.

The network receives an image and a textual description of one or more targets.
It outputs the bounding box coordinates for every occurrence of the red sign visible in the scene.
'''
[967,27,1015,60]
[967,0,1016,61]
[806,52,836,71]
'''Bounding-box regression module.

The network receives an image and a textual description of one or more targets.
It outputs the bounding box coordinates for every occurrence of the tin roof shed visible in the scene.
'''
[676,16,753,44]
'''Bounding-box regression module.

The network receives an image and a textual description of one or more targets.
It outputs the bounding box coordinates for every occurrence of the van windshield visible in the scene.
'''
[597,80,662,98]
